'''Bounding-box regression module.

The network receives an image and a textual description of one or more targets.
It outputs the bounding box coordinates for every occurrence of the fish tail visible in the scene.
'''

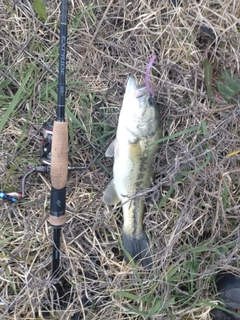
[122,230,153,268]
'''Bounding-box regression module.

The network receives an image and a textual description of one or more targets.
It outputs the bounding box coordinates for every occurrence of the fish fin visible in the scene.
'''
[122,230,153,268]
[105,140,116,157]
[103,179,120,205]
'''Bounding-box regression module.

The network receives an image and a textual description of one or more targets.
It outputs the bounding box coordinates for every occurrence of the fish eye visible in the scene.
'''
[148,97,154,106]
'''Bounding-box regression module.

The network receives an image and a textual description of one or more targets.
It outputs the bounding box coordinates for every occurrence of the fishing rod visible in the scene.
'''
[48,0,68,308]
[1,1,90,315]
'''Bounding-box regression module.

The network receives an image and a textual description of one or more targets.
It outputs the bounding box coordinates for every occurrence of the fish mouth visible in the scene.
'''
[135,84,152,117]
[135,84,148,98]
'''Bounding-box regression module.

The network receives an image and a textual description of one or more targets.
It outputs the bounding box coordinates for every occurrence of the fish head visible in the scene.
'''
[119,76,159,138]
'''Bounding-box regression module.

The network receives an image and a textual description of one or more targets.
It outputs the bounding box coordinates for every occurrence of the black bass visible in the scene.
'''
[103,76,161,267]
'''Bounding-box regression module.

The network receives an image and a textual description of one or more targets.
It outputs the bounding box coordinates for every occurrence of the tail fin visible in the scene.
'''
[122,230,153,268]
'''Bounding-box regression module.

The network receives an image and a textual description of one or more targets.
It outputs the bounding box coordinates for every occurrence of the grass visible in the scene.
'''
[1,0,240,319]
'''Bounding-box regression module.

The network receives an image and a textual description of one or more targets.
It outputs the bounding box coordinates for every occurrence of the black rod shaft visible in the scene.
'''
[57,0,68,122]
[52,227,61,277]
[52,227,61,307]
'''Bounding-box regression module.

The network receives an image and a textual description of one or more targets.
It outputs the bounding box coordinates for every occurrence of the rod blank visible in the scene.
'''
[57,0,68,122]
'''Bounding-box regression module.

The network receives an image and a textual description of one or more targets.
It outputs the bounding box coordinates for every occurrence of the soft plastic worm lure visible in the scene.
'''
[145,55,156,96]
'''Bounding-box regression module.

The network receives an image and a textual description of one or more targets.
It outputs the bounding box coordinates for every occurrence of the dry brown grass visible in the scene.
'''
[1,0,240,319]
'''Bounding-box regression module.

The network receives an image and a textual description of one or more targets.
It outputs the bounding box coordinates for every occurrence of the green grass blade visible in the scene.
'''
[65,106,86,131]
[153,122,207,145]
[0,65,35,133]
[149,298,164,316]
[158,185,175,208]
[33,0,47,21]
[181,151,211,174]
[114,291,140,301]
[216,69,240,103]
[202,59,214,100]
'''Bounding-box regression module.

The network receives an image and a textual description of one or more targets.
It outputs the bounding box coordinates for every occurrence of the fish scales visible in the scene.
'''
[103,76,161,268]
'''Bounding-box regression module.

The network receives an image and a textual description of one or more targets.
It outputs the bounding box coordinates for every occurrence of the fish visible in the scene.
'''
[103,76,161,268]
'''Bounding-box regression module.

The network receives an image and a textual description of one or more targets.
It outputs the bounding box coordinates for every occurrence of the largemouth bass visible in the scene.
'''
[103,76,161,267]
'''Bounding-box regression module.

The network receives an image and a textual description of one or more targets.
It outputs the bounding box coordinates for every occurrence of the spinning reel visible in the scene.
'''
[1,121,83,202]
[40,121,53,166]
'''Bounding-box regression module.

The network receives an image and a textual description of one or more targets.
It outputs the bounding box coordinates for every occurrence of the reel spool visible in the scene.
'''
[41,121,53,166]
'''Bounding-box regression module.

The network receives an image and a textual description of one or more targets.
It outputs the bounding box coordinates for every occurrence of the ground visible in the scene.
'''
[0,0,240,319]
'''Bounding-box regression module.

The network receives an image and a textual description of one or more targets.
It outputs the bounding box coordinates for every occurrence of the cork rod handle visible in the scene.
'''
[48,121,68,226]
[50,121,68,189]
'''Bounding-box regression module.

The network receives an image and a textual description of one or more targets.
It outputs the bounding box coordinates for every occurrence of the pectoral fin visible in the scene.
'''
[103,179,120,205]
[105,140,116,157]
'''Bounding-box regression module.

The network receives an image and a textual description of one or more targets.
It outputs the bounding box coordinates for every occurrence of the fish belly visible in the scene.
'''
[113,130,160,267]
